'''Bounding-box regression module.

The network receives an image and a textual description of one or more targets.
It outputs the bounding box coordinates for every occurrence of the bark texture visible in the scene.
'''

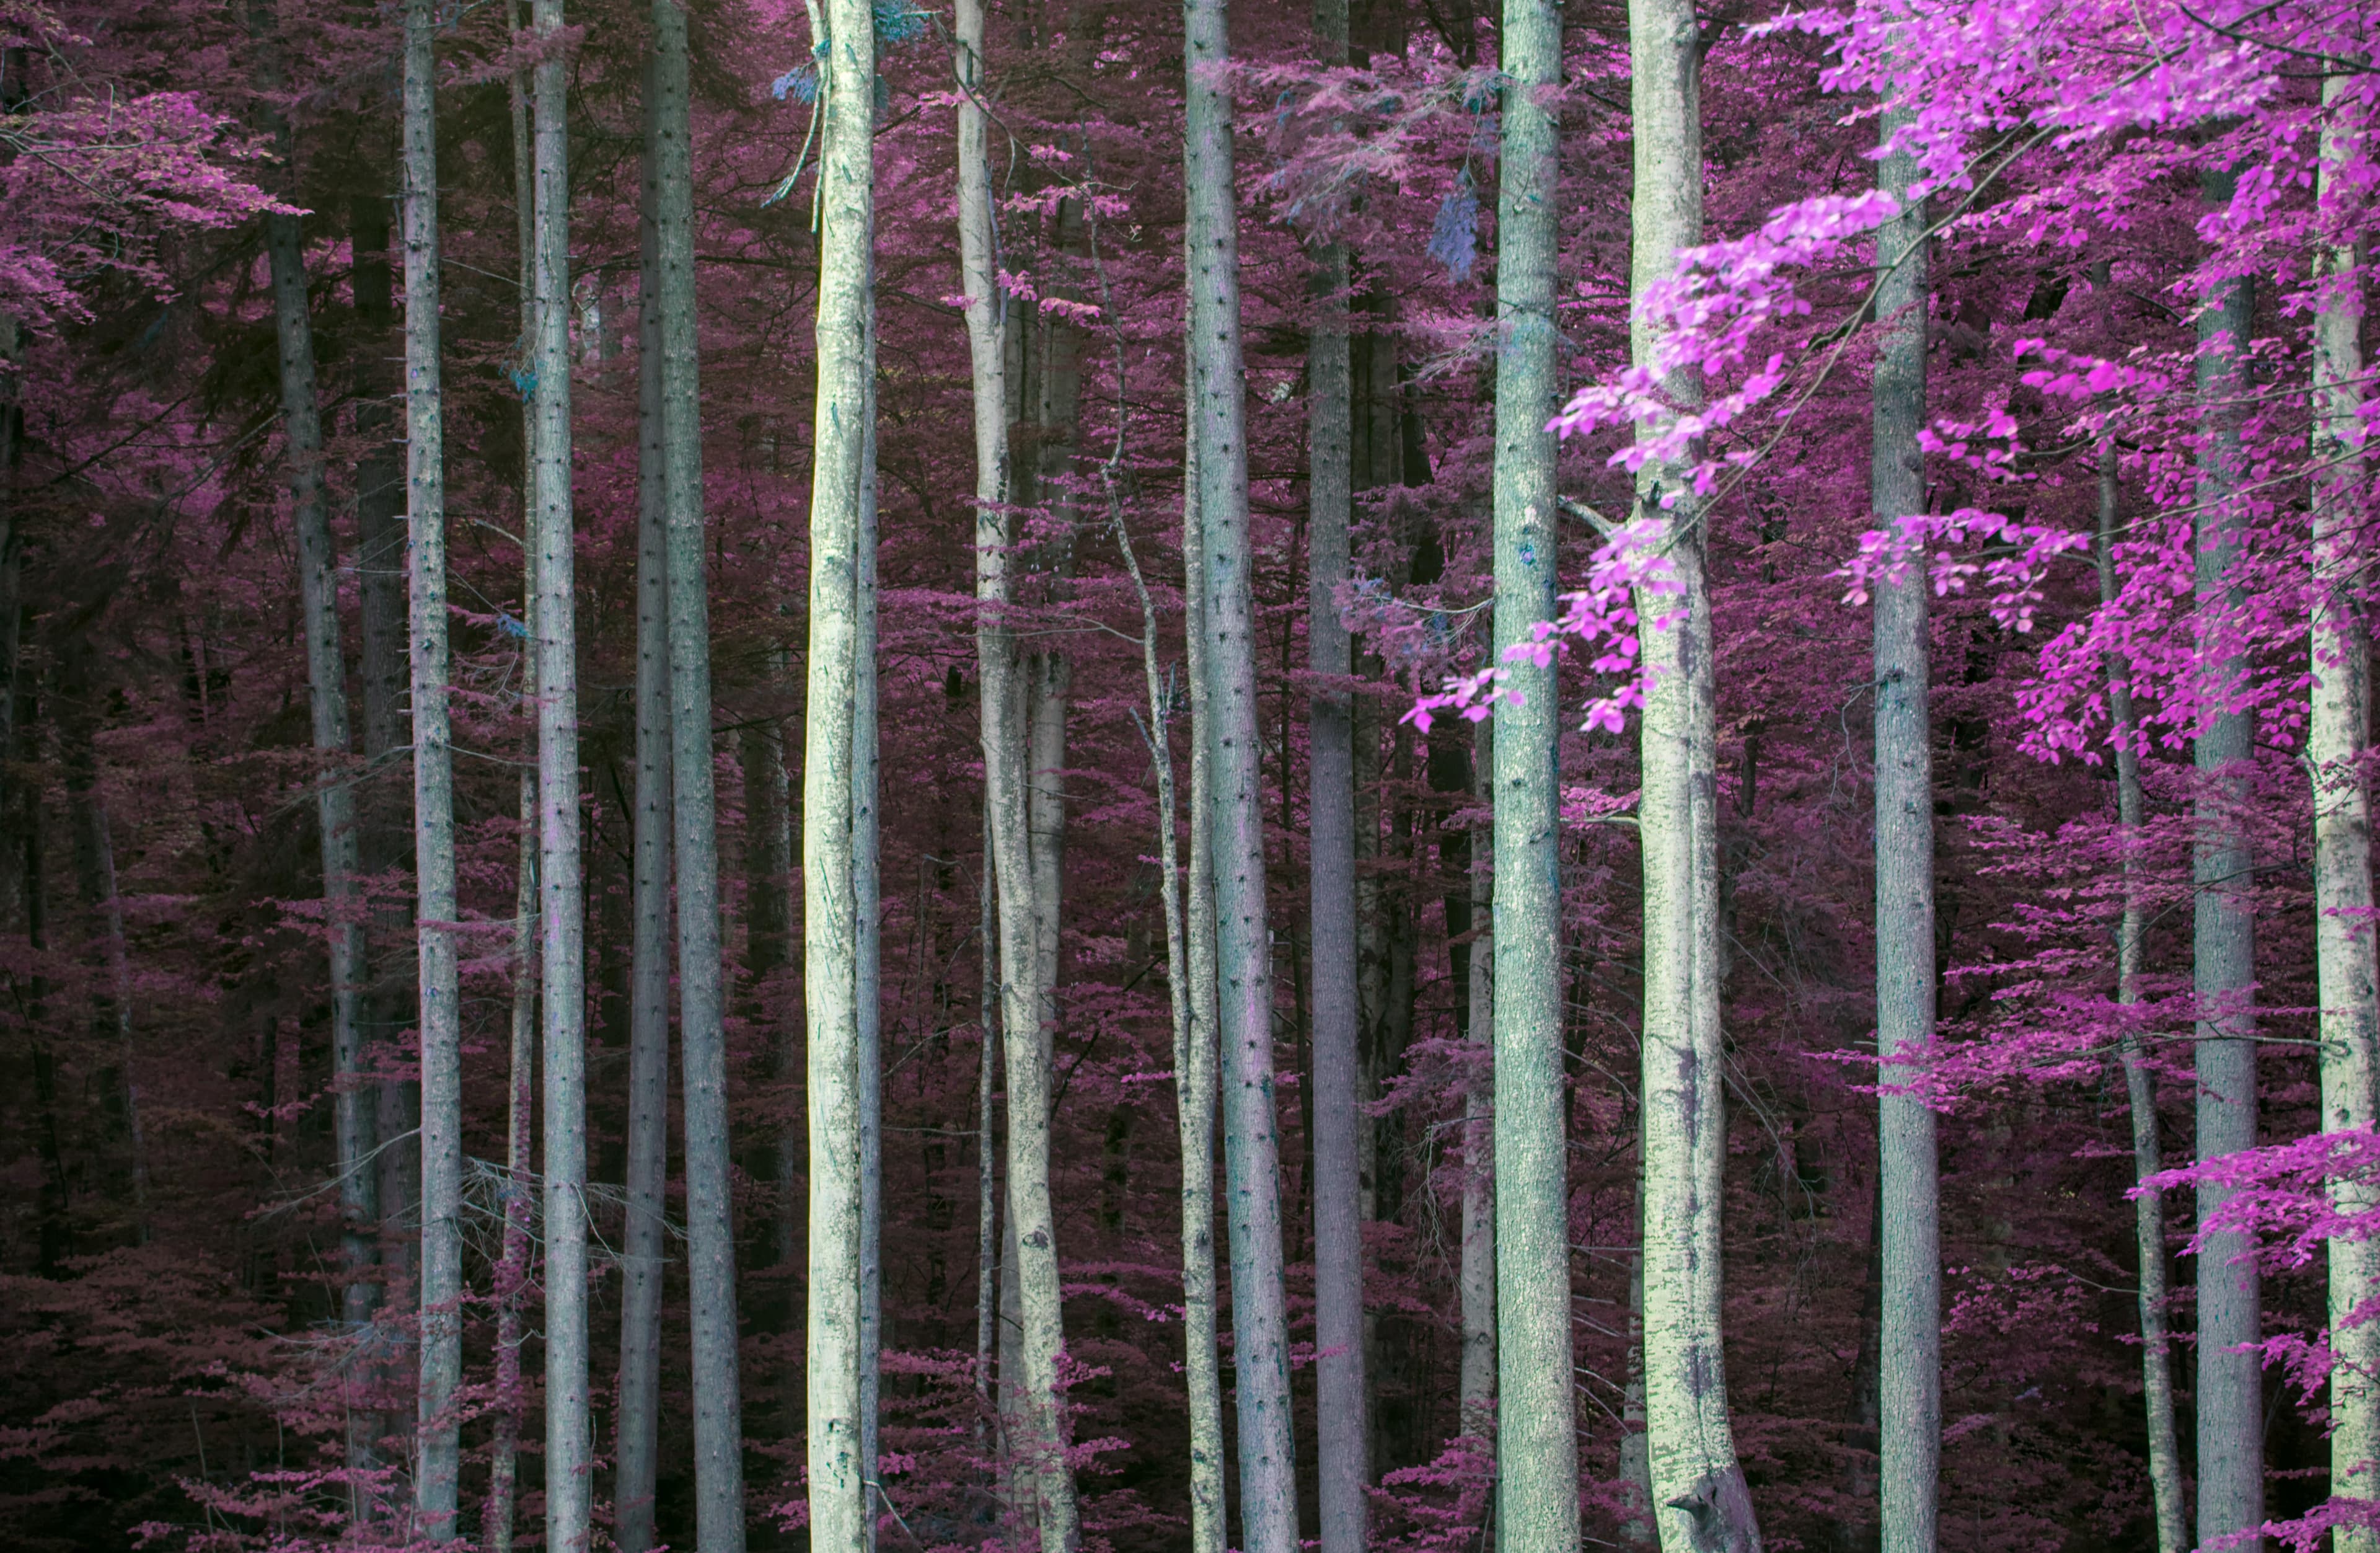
[2192,168,2262,1553]
[399,0,462,1528]
[1870,104,1939,1553]
[2312,71,2378,1553]
[1186,2,1299,1546]
[804,8,876,1553]
[528,0,593,1538]
[1489,6,1577,1553]
[1628,0,1762,1546]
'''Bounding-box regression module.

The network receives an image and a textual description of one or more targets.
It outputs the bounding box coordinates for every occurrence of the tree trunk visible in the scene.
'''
[954,1,1079,1541]
[1181,344,1230,1553]
[2192,167,2262,1553]
[399,0,463,1528]
[528,0,593,1535]
[1871,104,1939,1553]
[262,185,381,1517]
[1627,0,1762,1545]
[857,253,884,1552]
[486,27,539,1544]
[1307,4,1366,1549]
[1458,719,1494,1449]
[615,56,673,1553]
[650,1,751,1541]
[2311,75,2378,1553]
[1186,2,1298,1546]
[1489,4,1578,1552]
[2097,397,2188,1553]
[976,799,1003,1465]
[805,8,876,1553]
[81,790,149,1242]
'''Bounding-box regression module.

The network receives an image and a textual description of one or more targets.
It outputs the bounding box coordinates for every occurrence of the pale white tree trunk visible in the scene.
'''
[857,260,885,1552]
[1870,104,1939,1553]
[806,9,875,1553]
[1185,4,1298,1546]
[1489,5,1577,1553]
[1179,347,1229,1553]
[262,175,380,1516]
[399,0,462,1528]
[1458,719,1494,1448]
[954,4,1080,1541]
[1306,7,1366,1550]
[2312,71,2379,1553]
[976,803,1003,1462]
[2097,431,2188,1553]
[1628,0,1761,1546]
[485,32,539,1545]
[615,61,672,1553]
[528,0,593,1538]
[2192,168,2262,1553]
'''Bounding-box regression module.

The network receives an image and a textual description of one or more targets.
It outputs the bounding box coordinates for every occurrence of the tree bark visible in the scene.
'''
[857,249,885,1553]
[528,0,593,1536]
[1307,4,1366,1549]
[1458,719,1494,1449]
[2096,394,2188,1553]
[615,56,673,1553]
[2311,73,2378,1553]
[649,2,752,1542]
[1871,104,1939,1553]
[976,799,1003,1465]
[486,28,539,1545]
[399,0,463,1528]
[1488,5,1577,1553]
[1180,343,1229,1553]
[262,182,381,1516]
[2192,167,2262,1553]
[805,8,875,1553]
[1627,0,1762,1546]
[1185,2,1299,1547]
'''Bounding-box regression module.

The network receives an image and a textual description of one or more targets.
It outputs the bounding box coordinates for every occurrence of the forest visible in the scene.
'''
[1,0,2375,1549]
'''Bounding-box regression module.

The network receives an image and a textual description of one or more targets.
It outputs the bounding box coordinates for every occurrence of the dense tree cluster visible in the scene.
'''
[0,1,2374,1552]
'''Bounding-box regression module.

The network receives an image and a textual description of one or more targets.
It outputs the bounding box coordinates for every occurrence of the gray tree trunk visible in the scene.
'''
[527,0,593,1536]
[1306,7,1366,1551]
[804,9,876,1553]
[649,1,751,1541]
[487,30,539,1542]
[976,800,1003,1463]
[1185,4,1299,1547]
[857,255,885,1552]
[1871,104,1939,1553]
[615,61,673,1553]
[2311,75,2378,1552]
[399,0,463,1528]
[1489,6,1578,1553]
[2097,401,2188,1553]
[1626,0,1762,1546]
[1180,345,1229,1553]
[262,183,380,1515]
[1459,719,1494,1449]
[2192,167,2262,1553]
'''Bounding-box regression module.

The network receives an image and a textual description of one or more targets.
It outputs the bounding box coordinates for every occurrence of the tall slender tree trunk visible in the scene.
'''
[81,792,149,1241]
[1186,4,1298,1547]
[1627,0,1761,1546]
[954,2,1079,1541]
[485,30,539,1546]
[1306,3,1366,1548]
[1488,5,1577,1552]
[805,9,876,1553]
[528,0,593,1537]
[2097,395,2188,1553]
[2192,167,2262,1553]
[615,57,674,1553]
[1458,719,1494,1449]
[1179,346,1229,1553]
[856,256,885,1552]
[649,2,751,1542]
[976,801,1003,1464]
[2311,73,2378,1553]
[400,0,462,1528]
[262,180,380,1516]
[1871,104,1939,1553]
